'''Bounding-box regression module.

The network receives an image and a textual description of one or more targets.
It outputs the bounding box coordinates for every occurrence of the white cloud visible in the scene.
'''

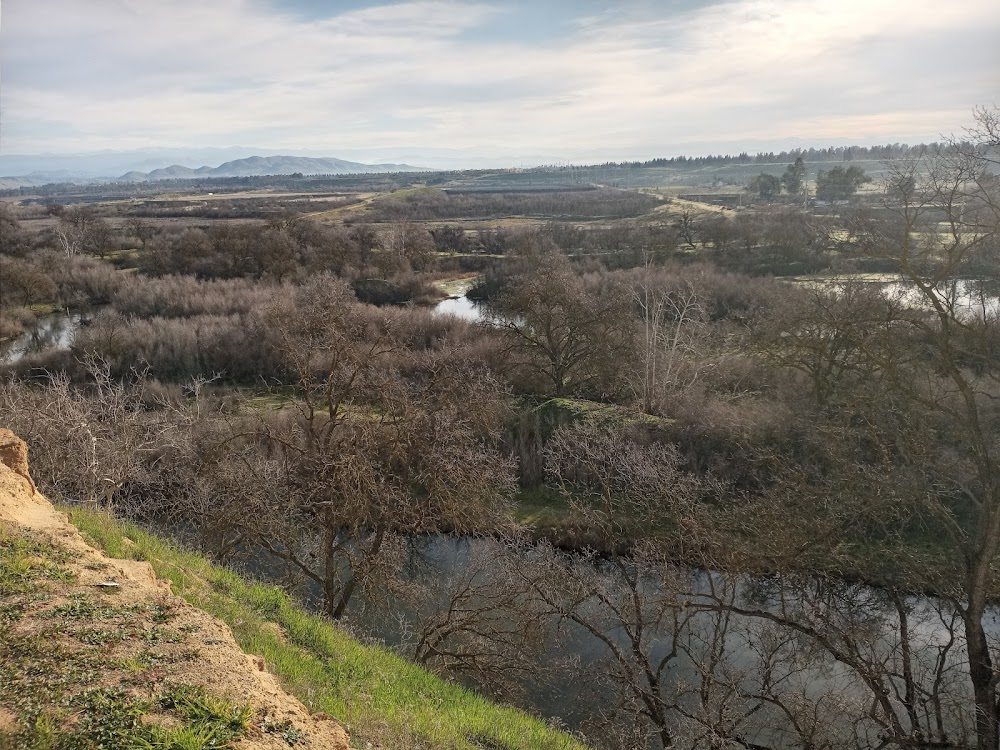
[1,0,997,160]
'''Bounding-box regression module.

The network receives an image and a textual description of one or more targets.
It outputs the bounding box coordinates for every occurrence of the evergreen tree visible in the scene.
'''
[781,157,806,195]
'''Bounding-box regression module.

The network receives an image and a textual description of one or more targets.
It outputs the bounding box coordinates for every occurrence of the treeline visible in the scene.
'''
[600,141,960,168]
[0,172,429,199]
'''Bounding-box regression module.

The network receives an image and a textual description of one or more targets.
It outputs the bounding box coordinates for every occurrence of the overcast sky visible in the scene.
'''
[2,0,999,166]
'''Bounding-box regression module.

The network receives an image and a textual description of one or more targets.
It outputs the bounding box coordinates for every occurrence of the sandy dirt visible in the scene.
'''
[0,429,351,750]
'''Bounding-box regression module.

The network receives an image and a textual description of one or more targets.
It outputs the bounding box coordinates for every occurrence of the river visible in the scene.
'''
[432,276,494,322]
[228,529,983,749]
[0,311,83,365]
[792,273,1000,318]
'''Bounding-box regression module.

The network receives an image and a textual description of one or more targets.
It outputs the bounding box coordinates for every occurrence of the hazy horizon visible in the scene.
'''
[3,0,999,170]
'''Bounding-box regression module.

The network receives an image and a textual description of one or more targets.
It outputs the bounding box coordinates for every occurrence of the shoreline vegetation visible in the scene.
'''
[66,507,586,750]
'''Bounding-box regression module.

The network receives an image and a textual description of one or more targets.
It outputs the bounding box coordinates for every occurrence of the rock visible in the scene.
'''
[0,428,36,495]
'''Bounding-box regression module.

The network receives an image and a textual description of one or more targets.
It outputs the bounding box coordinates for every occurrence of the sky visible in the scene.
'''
[1,0,999,168]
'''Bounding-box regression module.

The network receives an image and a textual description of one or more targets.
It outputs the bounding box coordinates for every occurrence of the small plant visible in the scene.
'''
[4,686,251,750]
[159,684,253,737]
[143,625,184,645]
[263,716,306,746]
[0,528,74,595]
[63,688,148,750]
[75,626,130,646]
[150,602,178,624]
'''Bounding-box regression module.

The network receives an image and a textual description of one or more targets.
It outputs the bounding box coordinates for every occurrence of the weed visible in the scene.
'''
[2,686,250,750]
[0,603,24,624]
[263,717,306,746]
[161,684,252,730]
[0,528,74,595]
[143,625,184,645]
[74,626,130,646]
[151,603,178,624]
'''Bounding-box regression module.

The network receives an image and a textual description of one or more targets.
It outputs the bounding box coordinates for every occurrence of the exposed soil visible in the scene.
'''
[0,428,351,749]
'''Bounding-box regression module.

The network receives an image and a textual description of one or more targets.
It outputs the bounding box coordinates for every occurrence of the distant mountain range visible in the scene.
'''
[118,155,426,181]
[0,154,427,188]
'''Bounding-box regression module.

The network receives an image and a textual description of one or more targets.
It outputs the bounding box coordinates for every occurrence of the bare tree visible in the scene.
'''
[632,260,709,414]
[761,107,1000,750]
[0,357,157,510]
[673,210,698,250]
[397,536,554,701]
[124,217,156,250]
[493,252,635,397]
[224,277,517,619]
[518,421,727,747]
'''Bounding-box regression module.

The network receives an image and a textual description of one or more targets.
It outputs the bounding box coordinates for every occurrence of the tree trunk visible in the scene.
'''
[331,577,356,620]
[965,603,999,750]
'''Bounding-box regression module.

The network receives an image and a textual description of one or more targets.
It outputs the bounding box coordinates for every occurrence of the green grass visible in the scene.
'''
[66,508,587,750]
[4,685,252,750]
[0,528,75,596]
[538,397,674,430]
[28,302,60,316]
[514,486,572,529]
[0,523,251,750]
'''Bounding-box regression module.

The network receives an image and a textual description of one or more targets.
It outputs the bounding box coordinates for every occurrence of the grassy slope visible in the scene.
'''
[0,522,255,750]
[66,508,586,750]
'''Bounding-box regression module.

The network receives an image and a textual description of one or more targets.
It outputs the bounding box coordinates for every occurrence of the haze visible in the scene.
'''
[2,0,999,169]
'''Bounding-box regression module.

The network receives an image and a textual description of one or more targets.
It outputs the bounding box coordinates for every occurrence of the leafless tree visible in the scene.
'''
[396,536,554,701]
[493,252,635,397]
[754,106,1000,750]
[217,276,518,619]
[632,259,709,414]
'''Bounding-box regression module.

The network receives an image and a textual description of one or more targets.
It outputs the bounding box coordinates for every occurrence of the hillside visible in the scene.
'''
[0,430,584,750]
[122,155,426,181]
[0,429,352,749]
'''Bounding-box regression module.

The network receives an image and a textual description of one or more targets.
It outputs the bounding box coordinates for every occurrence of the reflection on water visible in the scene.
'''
[226,530,986,748]
[793,274,1000,319]
[434,293,507,325]
[434,294,486,321]
[0,312,82,364]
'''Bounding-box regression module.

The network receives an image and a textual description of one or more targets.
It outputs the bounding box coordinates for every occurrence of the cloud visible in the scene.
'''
[2,0,998,160]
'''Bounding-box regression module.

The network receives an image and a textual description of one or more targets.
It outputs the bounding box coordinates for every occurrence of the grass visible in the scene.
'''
[28,302,60,316]
[538,397,674,431]
[0,522,251,750]
[514,486,572,529]
[66,508,587,750]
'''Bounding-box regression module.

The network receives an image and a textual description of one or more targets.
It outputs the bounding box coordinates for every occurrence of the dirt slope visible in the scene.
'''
[0,429,351,749]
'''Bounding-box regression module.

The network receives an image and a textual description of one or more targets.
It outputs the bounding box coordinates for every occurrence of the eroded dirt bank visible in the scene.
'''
[0,428,351,749]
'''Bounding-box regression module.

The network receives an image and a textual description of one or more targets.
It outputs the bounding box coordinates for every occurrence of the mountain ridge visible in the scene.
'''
[123,154,427,181]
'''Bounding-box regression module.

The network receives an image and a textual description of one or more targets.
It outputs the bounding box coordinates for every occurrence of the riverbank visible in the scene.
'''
[67,508,586,750]
[0,429,584,750]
